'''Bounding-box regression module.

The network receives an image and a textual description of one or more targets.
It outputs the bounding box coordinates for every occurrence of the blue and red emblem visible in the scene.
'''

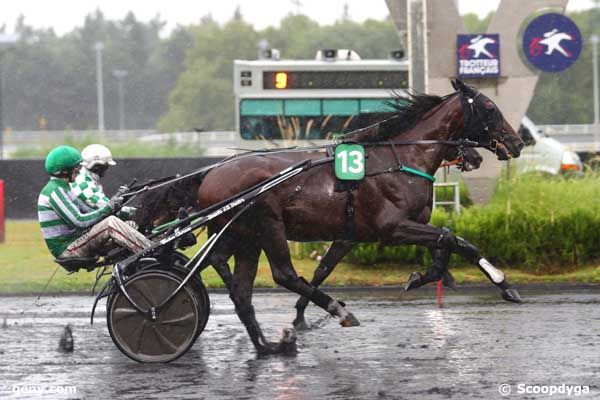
[523,13,582,73]
[457,34,500,78]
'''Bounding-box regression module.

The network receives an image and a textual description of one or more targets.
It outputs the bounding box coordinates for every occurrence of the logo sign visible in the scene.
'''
[335,144,365,180]
[457,34,501,78]
[523,13,582,72]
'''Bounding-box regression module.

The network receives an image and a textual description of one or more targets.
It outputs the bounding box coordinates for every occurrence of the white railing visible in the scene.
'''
[432,181,461,214]
[2,130,240,158]
[3,129,157,144]
[537,124,596,135]
[537,124,600,152]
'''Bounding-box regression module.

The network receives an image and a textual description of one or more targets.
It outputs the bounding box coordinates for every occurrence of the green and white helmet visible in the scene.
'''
[44,146,83,175]
[81,144,117,169]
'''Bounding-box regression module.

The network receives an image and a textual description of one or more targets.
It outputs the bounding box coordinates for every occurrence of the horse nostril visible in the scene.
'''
[517,142,524,151]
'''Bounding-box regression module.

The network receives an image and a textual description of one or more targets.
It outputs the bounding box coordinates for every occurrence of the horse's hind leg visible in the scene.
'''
[229,241,297,355]
[208,232,235,290]
[293,240,355,330]
[258,218,360,327]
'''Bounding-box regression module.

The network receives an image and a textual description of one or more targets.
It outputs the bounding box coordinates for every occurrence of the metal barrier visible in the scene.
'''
[538,124,600,153]
[432,181,460,214]
[2,130,239,158]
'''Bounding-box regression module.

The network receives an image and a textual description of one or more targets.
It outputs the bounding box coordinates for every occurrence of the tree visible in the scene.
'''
[1,10,189,130]
[159,14,401,131]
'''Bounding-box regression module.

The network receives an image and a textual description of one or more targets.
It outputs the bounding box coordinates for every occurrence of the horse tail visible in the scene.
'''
[134,170,209,232]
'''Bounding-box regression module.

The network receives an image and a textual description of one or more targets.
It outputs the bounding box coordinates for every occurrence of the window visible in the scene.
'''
[239,98,397,140]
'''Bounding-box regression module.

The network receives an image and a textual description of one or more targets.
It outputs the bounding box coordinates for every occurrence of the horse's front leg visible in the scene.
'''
[293,240,355,330]
[444,229,522,303]
[405,247,457,291]
[384,221,522,303]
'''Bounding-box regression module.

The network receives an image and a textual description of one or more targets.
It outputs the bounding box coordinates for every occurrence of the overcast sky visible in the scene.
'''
[0,0,595,36]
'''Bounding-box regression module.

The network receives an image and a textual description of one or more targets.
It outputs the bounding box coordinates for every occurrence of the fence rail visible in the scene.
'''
[2,130,239,158]
[433,182,460,214]
[538,124,600,153]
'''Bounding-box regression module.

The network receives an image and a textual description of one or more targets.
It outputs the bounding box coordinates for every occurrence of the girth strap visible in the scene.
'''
[364,140,436,183]
[344,189,356,241]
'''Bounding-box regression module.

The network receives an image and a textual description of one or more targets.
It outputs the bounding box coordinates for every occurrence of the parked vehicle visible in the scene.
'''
[514,116,583,175]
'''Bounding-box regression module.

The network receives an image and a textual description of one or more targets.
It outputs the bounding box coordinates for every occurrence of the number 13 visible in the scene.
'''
[337,150,364,173]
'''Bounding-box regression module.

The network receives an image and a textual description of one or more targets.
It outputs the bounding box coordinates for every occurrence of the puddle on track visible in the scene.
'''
[1,288,599,399]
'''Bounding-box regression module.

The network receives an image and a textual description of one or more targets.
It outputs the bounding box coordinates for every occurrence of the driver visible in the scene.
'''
[37,145,153,261]
[70,143,136,221]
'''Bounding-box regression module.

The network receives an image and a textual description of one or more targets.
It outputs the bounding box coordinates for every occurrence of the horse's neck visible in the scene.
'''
[388,96,463,175]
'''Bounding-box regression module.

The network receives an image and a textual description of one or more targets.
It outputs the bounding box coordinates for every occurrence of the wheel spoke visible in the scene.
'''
[133,279,160,306]
[112,306,141,323]
[160,290,191,315]
[127,285,154,309]
[152,325,179,353]
[133,320,148,355]
[160,312,196,326]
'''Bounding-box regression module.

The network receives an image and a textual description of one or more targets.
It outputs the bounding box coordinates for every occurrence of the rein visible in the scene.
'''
[126,90,491,199]
[440,158,461,168]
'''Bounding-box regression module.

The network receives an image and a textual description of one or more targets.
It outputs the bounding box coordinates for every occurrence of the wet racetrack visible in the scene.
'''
[1,286,599,399]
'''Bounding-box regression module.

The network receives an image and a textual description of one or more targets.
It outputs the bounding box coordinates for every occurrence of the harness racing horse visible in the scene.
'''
[138,80,524,355]
[291,144,483,330]
[135,143,484,332]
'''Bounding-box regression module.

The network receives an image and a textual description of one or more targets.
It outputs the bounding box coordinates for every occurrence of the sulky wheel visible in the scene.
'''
[158,251,211,334]
[107,269,204,363]
[148,252,211,335]
[167,266,210,336]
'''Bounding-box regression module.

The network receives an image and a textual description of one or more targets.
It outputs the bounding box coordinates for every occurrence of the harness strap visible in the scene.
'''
[402,166,437,182]
[365,164,436,182]
[363,139,436,183]
[388,139,402,165]
[344,189,356,241]
[362,139,479,147]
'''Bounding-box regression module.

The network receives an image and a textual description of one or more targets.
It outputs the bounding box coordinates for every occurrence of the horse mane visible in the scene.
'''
[342,91,452,142]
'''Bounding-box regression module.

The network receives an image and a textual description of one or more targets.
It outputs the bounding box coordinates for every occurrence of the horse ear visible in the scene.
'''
[451,78,465,91]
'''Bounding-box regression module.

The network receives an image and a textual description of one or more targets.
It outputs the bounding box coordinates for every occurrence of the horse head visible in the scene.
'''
[451,79,524,160]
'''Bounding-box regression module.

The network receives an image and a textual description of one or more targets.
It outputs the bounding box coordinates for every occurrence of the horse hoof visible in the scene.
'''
[276,328,298,355]
[501,288,523,303]
[404,272,423,291]
[340,312,360,327]
[281,327,297,343]
[293,318,310,331]
[442,271,458,291]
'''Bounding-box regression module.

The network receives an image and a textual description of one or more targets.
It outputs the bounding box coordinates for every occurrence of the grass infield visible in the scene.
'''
[1,221,599,294]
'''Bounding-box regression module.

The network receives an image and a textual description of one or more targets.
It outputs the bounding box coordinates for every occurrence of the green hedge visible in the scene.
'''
[293,173,600,272]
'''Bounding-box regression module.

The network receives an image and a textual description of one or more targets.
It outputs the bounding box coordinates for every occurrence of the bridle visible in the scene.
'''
[460,89,507,155]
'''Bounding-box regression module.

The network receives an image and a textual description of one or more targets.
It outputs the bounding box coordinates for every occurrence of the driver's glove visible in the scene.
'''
[115,185,130,197]
[108,194,125,212]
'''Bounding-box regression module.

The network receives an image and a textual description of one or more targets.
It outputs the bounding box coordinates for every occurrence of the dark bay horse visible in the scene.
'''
[138,80,523,354]
[135,145,484,331]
